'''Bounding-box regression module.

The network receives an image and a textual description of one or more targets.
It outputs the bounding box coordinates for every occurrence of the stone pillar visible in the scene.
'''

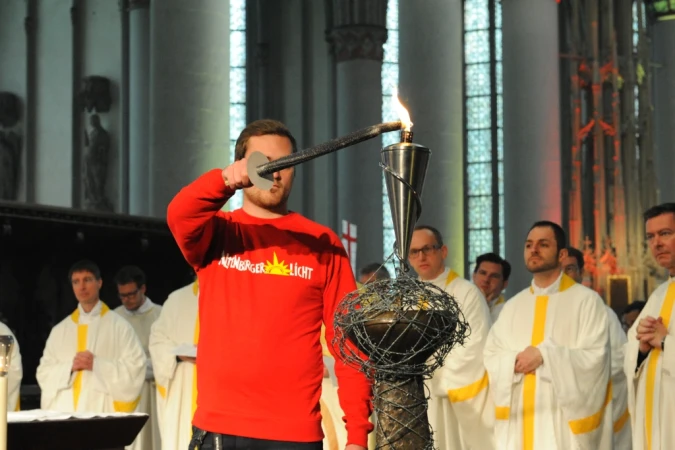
[399,0,464,274]
[653,18,675,204]
[129,0,150,215]
[148,0,229,218]
[327,0,387,271]
[503,0,562,291]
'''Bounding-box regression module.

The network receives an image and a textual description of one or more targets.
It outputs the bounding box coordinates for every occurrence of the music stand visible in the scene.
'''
[8,414,148,450]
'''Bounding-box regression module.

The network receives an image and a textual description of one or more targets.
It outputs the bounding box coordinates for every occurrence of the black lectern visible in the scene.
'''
[8,415,148,450]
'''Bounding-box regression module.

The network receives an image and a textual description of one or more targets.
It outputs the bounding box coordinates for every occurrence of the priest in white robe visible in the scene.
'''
[148,281,199,450]
[36,260,147,415]
[608,311,631,450]
[484,221,612,450]
[564,247,631,449]
[115,266,163,450]
[320,324,348,450]
[0,321,22,411]
[409,225,495,450]
[624,203,675,450]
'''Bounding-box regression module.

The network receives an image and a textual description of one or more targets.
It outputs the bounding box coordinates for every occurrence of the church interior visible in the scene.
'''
[0,0,674,441]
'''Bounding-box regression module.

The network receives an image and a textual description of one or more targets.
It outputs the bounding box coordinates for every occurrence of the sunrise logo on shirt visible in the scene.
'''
[219,251,314,280]
[264,253,292,275]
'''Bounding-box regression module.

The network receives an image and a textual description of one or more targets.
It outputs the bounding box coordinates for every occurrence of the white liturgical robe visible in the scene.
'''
[484,272,612,450]
[320,324,347,450]
[0,322,22,411]
[115,299,162,450]
[488,294,506,324]
[605,305,631,450]
[425,268,495,450]
[36,301,147,414]
[624,277,675,450]
[149,283,199,450]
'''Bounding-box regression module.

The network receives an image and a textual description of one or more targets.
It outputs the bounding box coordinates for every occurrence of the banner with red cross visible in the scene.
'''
[341,220,357,276]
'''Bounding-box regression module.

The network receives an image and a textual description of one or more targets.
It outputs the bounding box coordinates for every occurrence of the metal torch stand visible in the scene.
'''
[374,375,430,449]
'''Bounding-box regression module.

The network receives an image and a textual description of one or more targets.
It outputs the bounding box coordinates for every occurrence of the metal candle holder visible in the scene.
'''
[380,129,428,273]
[334,128,468,449]
[333,278,468,449]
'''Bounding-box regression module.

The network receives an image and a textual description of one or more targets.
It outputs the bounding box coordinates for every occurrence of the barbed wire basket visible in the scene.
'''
[333,275,470,449]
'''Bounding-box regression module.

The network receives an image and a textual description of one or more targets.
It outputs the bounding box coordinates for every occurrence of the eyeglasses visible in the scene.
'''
[118,289,140,299]
[409,245,440,258]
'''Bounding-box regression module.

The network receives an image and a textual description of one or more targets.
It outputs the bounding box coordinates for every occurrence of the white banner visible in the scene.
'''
[341,220,357,276]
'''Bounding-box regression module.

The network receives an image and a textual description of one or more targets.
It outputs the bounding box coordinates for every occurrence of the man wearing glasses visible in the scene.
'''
[115,266,163,450]
[408,225,494,450]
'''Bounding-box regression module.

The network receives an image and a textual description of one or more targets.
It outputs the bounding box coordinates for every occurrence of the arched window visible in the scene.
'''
[229,0,246,210]
[463,0,504,273]
[382,0,399,272]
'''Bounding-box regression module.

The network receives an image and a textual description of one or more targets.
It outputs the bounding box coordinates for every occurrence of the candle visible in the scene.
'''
[0,335,14,450]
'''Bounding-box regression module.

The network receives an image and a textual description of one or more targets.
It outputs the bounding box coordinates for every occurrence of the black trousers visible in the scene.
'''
[189,427,323,450]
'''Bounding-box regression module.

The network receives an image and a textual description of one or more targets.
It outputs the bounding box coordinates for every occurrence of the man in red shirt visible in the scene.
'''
[167,119,373,450]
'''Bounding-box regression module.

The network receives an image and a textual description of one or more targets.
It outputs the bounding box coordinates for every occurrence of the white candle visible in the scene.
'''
[0,335,14,450]
[0,374,7,450]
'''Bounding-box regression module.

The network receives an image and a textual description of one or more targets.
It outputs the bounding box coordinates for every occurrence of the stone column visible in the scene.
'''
[129,0,150,215]
[653,18,675,204]
[327,0,387,271]
[399,0,464,274]
[503,0,562,291]
[148,0,229,218]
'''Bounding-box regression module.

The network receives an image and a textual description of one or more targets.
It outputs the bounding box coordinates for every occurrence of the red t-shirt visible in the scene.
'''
[167,169,373,446]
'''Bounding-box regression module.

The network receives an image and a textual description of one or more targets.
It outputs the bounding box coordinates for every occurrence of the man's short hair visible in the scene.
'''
[528,220,567,253]
[473,252,512,281]
[234,119,298,161]
[623,300,646,315]
[359,263,390,280]
[114,265,147,288]
[643,203,675,222]
[68,259,101,281]
[565,247,584,272]
[414,225,444,247]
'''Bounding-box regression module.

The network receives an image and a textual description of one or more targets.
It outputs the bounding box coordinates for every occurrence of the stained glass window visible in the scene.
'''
[633,1,641,124]
[382,0,399,273]
[464,0,504,273]
[229,0,246,210]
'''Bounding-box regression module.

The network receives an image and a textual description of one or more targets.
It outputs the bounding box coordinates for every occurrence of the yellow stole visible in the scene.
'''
[418,269,459,310]
[444,269,459,288]
[436,270,491,402]
[71,302,110,410]
[645,282,675,450]
[521,274,576,450]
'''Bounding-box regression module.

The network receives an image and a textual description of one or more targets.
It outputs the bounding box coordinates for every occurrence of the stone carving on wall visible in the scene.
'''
[80,76,112,114]
[325,0,388,62]
[0,92,22,201]
[80,75,113,211]
[327,26,388,62]
[83,114,113,212]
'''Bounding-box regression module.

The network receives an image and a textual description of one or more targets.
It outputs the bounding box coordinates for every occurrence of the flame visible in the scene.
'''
[391,87,413,131]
